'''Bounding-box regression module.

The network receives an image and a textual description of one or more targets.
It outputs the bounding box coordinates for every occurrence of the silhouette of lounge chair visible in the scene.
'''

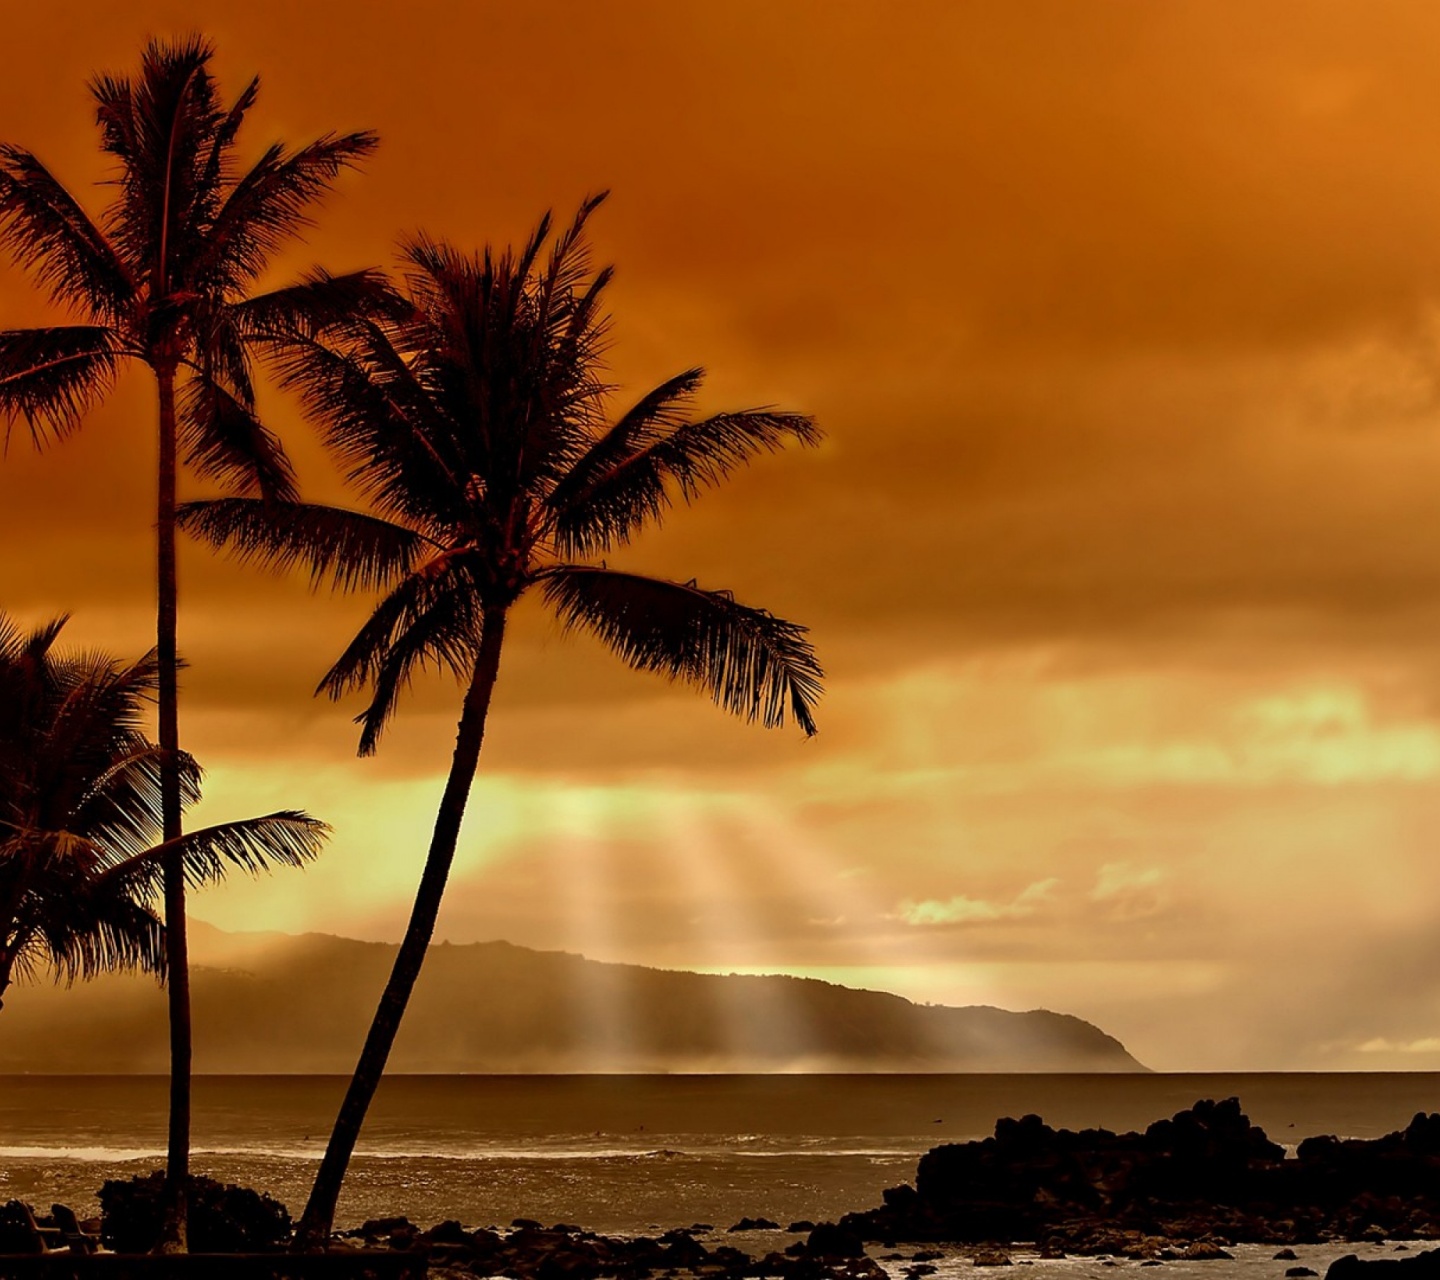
[49,1203,100,1254]
[0,1200,64,1253]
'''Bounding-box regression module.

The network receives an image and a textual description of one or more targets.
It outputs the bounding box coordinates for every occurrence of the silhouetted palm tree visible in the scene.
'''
[0,612,327,1011]
[0,36,376,1244]
[180,196,823,1245]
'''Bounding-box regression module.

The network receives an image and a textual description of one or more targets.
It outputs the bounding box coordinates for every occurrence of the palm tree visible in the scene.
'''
[180,195,824,1246]
[0,36,378,1244]
[0,611,327,1011]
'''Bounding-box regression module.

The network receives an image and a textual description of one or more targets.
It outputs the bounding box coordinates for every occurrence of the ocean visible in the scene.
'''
[2,1073,1438,1254]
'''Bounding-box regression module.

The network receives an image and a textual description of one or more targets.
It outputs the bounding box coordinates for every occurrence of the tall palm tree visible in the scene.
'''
[0,611,327,1010]
[180,196,824,1245]
[0,36,378,1244]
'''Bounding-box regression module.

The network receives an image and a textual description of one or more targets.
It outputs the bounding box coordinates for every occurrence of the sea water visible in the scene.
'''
[1,1074,1437,1250]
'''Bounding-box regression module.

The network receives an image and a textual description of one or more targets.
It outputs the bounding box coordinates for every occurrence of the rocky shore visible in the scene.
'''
[333,1217,888,1280]
[840,1099,1440,1254]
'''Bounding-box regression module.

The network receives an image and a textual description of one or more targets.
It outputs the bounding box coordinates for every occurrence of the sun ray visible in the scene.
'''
[648,788,821,1069]
[542,786,638,1071]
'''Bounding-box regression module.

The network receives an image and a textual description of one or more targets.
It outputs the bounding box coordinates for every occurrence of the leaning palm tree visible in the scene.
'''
[0,611,327,1011]
[0,35,378,1244]
[180,195,823,1245]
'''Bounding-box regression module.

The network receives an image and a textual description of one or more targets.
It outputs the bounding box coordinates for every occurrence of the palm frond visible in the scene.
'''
[103,811,329,898]
[26,889,165,985]
[537,192,608,324]
[191,74,260,228]
[351,585,483,756]
[0,146,134,319]
[196,131,379,287]
[319,566,481,753]
[546,367,703,521]
[237,268,402,339]
[539,566,821,735]
[71,744,204,863]
[0,326,123,446]
[178,497,428,594]
[177,374,299,501]
[552,405,821,555]
[0,613,68,664]
[262,317,466,525]
[92,35,225,284]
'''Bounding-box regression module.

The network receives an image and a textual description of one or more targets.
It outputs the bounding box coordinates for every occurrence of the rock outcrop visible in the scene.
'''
[842,1099,1440,1251]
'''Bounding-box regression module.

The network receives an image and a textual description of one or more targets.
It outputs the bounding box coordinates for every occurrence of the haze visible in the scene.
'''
[4,1,1440,1072]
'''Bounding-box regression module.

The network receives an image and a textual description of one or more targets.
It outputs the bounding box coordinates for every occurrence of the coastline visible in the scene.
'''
[10,1094,1440,1279]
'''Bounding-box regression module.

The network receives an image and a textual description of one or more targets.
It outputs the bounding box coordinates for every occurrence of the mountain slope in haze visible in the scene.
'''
[0,925,1146,1073]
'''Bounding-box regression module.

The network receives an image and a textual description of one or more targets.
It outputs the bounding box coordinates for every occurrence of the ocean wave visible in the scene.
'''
[0,1145,165,1162]
[0,1142,921,1164]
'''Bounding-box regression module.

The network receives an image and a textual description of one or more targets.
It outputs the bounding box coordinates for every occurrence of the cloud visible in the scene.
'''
[1090,863,1168,923]
[1355,1037,1440,1056]
[1091,864,1165,901]
[11,1,1440,1075]
[898,878,1060,927]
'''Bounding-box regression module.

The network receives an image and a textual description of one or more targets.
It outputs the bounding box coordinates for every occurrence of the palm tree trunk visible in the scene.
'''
[155,362,190,1254]
[292,607,510,1251]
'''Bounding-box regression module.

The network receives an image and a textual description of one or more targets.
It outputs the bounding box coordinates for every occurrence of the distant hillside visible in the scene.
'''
[0,925,1146,1073]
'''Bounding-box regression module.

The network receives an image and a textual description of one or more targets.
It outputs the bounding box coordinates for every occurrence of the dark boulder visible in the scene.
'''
[807,1223,866,1258]
[1327,1253,1440,1280]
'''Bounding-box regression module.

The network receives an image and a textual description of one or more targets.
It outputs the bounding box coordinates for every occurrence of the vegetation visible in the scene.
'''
[0,36,377,1247]
[100,1172,292,1253]
[181,195,822,1245]
[0,34,821,1252]
[0,612,327,1013]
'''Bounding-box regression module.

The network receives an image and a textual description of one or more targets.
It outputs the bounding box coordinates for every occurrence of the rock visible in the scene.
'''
[1286,1269,1319,1277]
[1327,1253,1440,1280]
[1277,1251,1301,1260]
[356,1215,414,1238]
[911,1252,943,1262]
[903,1267,936,1278]
[974,1250,1013,1266]
[512,1218,544,1230]
[730,1217,782,1232]
[662,1231,710,1266]
[844,1098,1440,1249]
[807,1223,865,1259]
[1183,1242,1234,1260]
[789,1220,817,1233]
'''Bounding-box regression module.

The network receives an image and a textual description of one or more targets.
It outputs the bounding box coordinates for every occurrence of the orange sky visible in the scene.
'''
[7,1,1440,1069]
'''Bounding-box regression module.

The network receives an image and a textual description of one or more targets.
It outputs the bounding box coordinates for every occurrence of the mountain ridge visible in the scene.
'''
[0,924,1147,1073]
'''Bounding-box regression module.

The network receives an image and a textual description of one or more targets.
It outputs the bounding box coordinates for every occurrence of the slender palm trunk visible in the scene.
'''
[293,607,509,1251]
[155,363,190,1254]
